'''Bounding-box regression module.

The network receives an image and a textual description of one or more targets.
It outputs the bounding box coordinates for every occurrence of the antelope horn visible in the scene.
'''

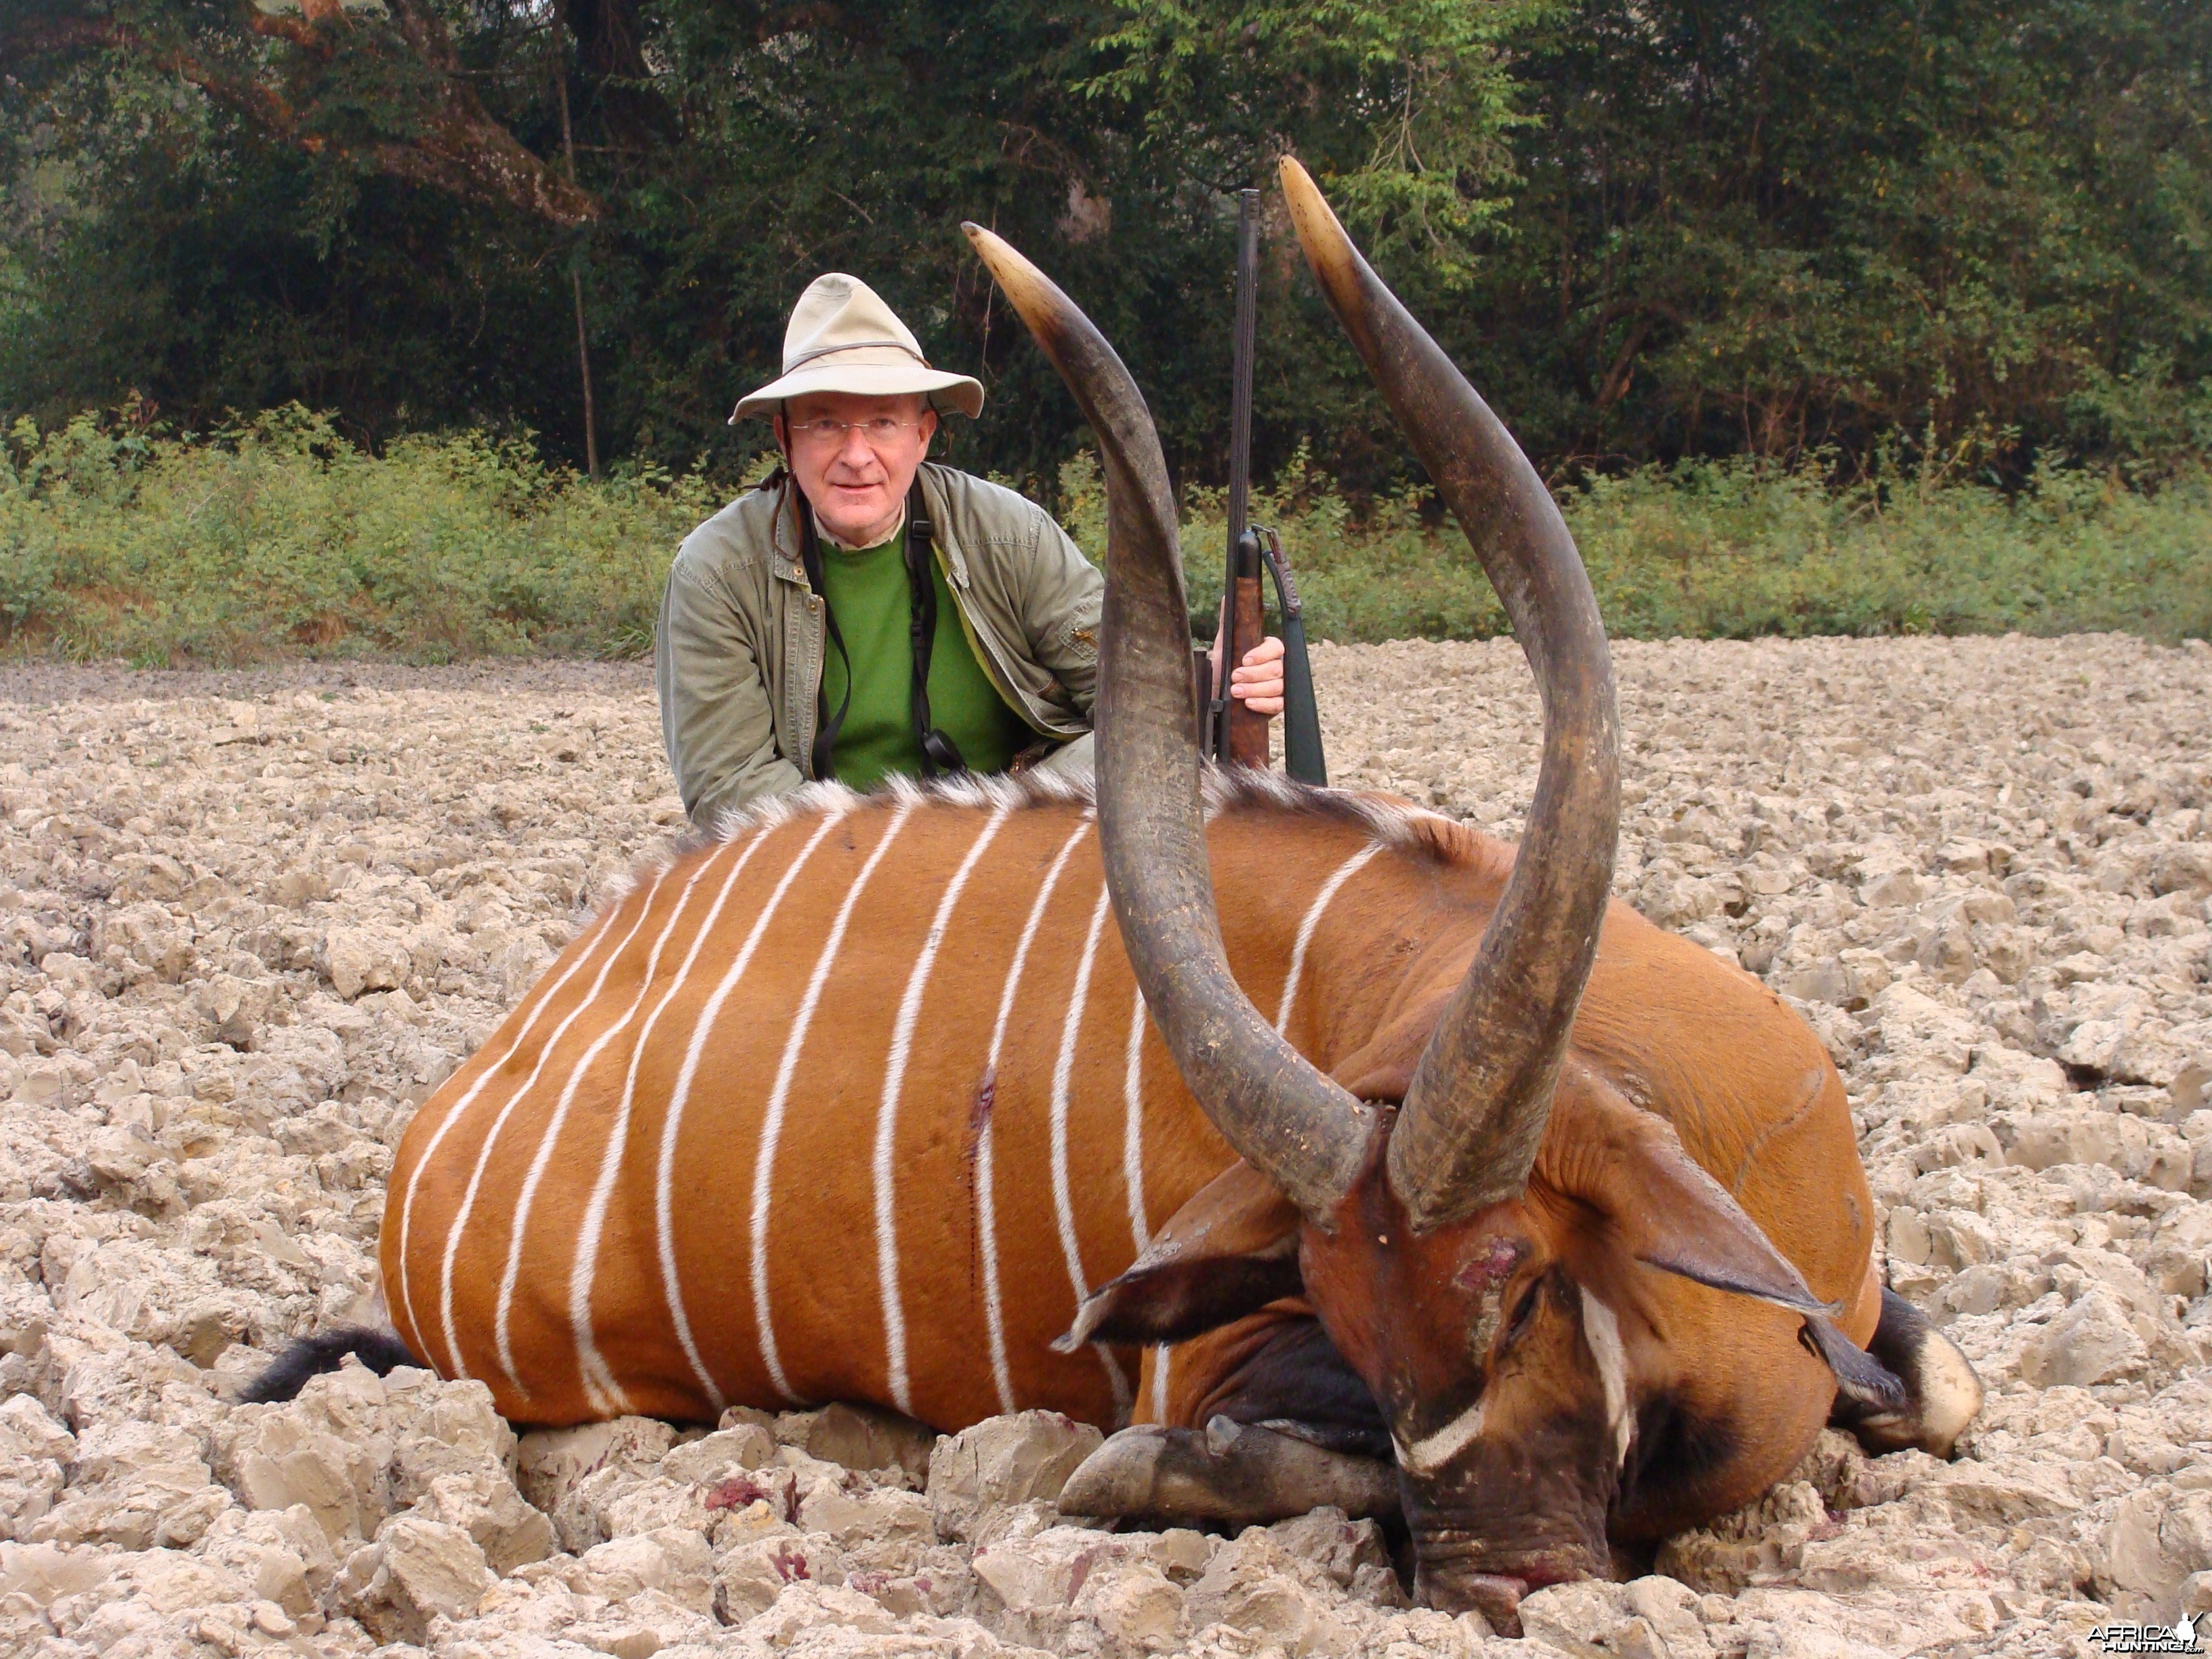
[1277,157,1620,1231]
[962,222,1375,1225]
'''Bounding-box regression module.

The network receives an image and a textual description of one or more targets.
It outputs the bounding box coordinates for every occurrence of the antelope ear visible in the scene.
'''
[1056,1160,1304,1351]
[1544,1078,1841,1319]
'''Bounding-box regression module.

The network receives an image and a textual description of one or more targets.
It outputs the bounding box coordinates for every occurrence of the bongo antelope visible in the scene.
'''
[255,160,1980,1633]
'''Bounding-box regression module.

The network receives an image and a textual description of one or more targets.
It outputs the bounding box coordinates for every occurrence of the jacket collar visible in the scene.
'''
[769,466,971,588]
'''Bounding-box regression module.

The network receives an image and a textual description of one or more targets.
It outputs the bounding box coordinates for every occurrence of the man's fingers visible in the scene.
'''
[1229,653,1286,719]
[1214,634,1286,717]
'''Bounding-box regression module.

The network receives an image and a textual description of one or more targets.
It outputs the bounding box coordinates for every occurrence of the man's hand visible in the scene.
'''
[1208,631,1287,718]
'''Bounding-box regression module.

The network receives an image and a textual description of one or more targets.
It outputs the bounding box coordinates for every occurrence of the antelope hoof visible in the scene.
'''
[1839,1288,1986,1458]
[1058,1416,1400,1530]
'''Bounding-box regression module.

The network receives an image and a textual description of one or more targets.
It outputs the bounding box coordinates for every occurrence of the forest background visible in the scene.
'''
[1,0,2208,660]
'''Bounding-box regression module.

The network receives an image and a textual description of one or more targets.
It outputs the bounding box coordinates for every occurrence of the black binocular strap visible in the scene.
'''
[795,493,853,784]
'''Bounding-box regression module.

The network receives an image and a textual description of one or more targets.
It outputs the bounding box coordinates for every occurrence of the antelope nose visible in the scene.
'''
[1416,1566,1530,1637]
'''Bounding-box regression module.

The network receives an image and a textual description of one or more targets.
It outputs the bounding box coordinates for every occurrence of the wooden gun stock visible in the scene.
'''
[1223,534,1269,766]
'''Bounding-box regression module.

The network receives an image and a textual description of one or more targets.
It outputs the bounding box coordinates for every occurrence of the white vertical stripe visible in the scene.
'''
[1052,884,1113,1391]
[972,1117,1011,1414]
[1153,1343,1174,1425]
[436,884,661,1381]
[1101,1346,1132,1421]
[749,800,917,1403]
[876,805,1010,1416]
[1396,1397,1488,1474]
[391,901,625,1360]
[568,826,775,1414]
[491,859,681,1395]
[1272,842,1383,1033]
[1122,991,1151,1255]
[655,807,851,1408]
[1581,1288,1633,1469]
[977,813,1092,1414]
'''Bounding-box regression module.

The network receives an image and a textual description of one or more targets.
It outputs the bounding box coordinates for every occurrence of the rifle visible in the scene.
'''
[1200,188,1328,785]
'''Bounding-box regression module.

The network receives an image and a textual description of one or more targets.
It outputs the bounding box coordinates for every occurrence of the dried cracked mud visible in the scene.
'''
[1,635,2208,1659]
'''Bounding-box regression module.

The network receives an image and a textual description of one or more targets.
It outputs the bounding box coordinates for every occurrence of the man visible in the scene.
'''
[657,272,1284,830]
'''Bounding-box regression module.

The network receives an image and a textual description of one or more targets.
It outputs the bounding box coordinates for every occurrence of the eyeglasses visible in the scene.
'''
[785,415,926,448]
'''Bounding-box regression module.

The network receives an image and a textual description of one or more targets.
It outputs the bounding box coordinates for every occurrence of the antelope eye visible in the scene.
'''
[1500,1280,1542,1351]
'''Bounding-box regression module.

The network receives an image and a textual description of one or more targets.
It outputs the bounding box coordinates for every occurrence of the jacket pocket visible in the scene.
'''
[1045,593,1103,665]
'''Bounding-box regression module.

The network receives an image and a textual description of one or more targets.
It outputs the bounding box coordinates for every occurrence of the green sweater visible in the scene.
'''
[817,527,1033,791]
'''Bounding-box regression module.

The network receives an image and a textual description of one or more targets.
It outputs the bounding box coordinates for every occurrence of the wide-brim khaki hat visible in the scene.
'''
[731,272,983,423]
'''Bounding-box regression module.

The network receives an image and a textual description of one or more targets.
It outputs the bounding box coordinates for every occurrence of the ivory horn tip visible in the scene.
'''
[1276,155,1328,226]
[1276,157,1359,291]
[961,225,1059,324]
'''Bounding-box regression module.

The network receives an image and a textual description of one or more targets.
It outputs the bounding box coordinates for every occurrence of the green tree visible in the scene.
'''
[1448,0,2212,475]
[0,0,596,445]
[3,0,2206,489]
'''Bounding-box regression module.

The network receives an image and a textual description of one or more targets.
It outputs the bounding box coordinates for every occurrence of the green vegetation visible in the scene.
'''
[1103,456,2212,647]
[0,411,716,665]
[5,412,2201,668]
[5,1,2205,660]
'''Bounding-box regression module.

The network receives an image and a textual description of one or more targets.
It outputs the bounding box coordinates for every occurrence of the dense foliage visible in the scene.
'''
[3,0,2207,497]
[4,411,2202,666]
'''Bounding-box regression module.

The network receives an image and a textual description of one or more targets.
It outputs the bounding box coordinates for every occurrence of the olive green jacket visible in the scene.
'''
[656,464,1102,830]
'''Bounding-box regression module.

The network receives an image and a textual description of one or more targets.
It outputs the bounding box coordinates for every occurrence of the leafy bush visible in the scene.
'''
[0,409,722,665]
[1134,450,2211,646]
[2,410,2203,668]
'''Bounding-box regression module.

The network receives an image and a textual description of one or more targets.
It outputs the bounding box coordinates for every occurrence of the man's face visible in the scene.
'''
[778,391,938,546]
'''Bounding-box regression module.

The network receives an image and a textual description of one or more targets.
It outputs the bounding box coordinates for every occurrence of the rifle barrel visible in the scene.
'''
[1226,188,1259,552]
[1213,188,1271,766]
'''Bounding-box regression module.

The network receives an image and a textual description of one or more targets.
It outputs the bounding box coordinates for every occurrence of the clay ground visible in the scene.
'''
[0,635,2207,1658]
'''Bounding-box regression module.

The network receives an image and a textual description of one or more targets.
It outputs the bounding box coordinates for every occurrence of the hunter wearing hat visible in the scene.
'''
[657,273,1285,830]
